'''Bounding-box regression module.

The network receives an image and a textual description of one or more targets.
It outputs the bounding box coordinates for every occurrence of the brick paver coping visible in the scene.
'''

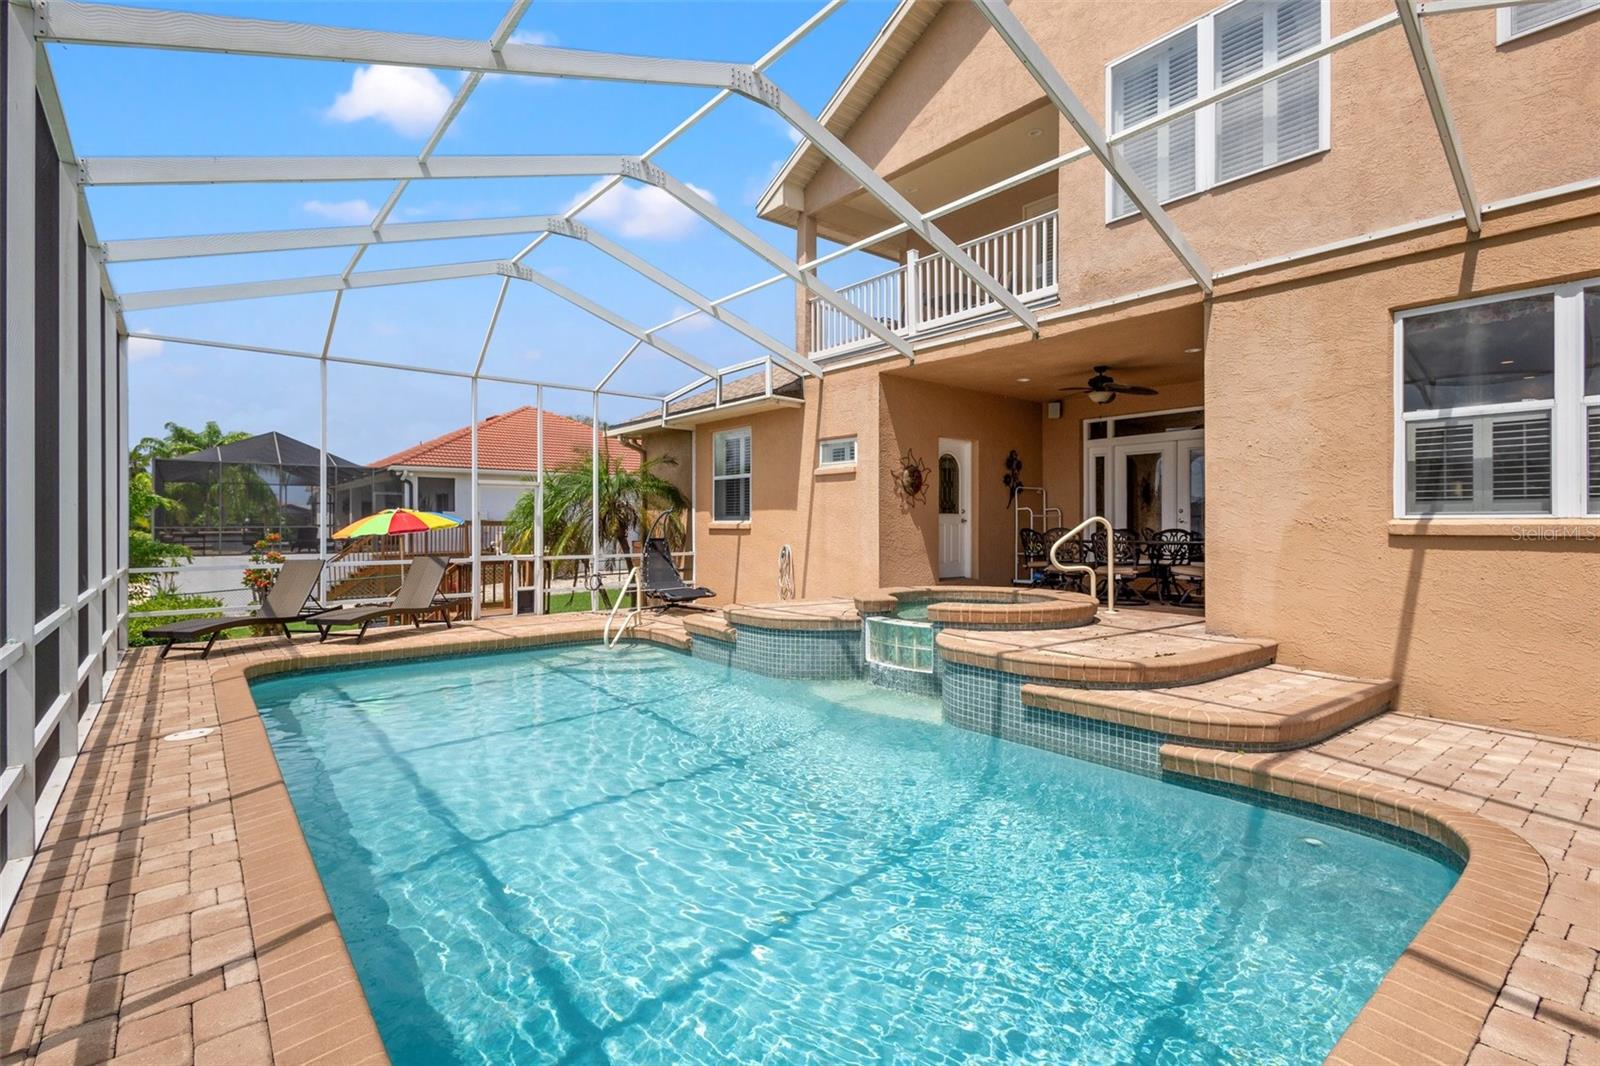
[2,612,1592,1065]
[854,587,1098,628]
[1162,714,1600,1066]
[681,612,735,643]
[721,597,860,631]
[937,610,1278,687]
[0,613,688,1066]
[1024,664,1396,749]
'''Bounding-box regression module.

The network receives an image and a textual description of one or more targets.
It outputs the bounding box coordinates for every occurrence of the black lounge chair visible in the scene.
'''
[144,557,325,659]
[306,555,454,643]
[642,537,714,609]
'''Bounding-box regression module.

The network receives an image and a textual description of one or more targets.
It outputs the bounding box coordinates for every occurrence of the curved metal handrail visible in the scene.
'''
[603,566,640,647]
[1048,516,1117,614]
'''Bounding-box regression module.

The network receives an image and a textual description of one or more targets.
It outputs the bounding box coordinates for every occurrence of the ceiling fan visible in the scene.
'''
[1060,366,1158,405]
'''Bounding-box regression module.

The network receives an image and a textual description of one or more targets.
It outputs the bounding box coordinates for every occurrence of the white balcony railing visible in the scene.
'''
[808,210,1058,359]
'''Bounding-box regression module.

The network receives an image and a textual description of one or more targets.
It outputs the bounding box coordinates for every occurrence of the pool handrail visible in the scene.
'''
[604,567,640,647]
[1049,516,1116,615]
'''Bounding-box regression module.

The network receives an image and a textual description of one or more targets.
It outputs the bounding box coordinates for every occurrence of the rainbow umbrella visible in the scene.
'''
[331,507,463,539]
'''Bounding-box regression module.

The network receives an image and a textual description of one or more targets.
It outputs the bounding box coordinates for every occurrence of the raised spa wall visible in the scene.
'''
[686,587,1405,785]
[690,588,1182,769]
[687,587,1095,692]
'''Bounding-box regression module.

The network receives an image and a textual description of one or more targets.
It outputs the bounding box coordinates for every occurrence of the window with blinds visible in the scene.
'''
[1107,0,1327,221]
[1398,282,1599,517]
[1407,413,1553,514]
[1499,0,1600,41]
[1110,28,1198,219]
[1588,406,1599,513]
[817,436,856,468]
[712,427,751,522]
[1214,0,1324,184]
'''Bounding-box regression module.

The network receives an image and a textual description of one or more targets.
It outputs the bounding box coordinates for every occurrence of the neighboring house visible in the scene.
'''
[618,0,1600,739]
[371,406,644,522]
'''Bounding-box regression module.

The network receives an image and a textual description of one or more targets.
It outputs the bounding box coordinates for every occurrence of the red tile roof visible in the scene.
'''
[370,406,642,473]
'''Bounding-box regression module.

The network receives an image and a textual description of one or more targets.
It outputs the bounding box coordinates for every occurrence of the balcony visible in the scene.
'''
[808,210,1058,359]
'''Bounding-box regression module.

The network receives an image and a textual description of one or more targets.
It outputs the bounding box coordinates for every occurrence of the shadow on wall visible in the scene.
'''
[878,374,1043,586]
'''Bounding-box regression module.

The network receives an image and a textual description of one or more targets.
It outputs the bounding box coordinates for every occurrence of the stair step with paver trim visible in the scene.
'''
[683,612,735,643]
[1021,665,1396,749]
[936,612,1277,688]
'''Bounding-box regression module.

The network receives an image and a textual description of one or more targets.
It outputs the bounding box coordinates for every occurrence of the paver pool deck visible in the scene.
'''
[0,610,1595,1066]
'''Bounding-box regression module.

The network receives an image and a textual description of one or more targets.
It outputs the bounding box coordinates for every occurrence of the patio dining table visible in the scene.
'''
[1127,538,1204,606]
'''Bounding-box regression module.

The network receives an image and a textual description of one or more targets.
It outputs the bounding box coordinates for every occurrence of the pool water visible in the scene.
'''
[891,598,1015,621]
[252,644,1457,1066]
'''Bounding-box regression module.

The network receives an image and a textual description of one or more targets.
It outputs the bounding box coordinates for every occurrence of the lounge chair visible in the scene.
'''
[641,537,714,609]
[306,555,454,643]
[144,557,325,659]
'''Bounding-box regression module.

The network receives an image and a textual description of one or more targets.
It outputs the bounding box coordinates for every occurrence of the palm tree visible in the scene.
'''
[504,449,687,559]
[131,420,250,476]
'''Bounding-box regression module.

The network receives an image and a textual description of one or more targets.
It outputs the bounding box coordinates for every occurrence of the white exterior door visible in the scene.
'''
[1084,426,1204,533]
[1112,441,1178,533]
[937,438,972,578]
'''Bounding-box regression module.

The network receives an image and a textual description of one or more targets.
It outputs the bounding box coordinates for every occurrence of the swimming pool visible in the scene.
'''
[252,644,1457,1066]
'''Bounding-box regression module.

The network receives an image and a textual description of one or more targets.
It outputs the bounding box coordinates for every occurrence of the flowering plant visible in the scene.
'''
[242,532,286,603]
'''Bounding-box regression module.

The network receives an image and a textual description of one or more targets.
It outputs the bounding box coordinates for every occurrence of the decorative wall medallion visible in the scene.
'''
[1003,450,1025,508]
[891,449,931,506]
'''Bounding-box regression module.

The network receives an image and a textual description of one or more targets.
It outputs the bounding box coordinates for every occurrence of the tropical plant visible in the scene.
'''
[128,469,190,589]
[127,590,223,647]
[504,449,687,559]
[130,420,250,475]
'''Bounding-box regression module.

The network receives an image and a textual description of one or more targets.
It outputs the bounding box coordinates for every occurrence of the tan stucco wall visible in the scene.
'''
[671,368,883,605]
[877,375,1044,587]
[806,1,1600,306]
[1205,219,1600,741]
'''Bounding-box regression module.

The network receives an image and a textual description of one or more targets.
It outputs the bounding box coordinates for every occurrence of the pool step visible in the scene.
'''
[682,612,736,643]
[936,617,1277,689]
[1021,665,1396,750]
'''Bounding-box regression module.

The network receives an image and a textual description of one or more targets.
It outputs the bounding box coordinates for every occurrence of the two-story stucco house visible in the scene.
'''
[619,0,1600,740]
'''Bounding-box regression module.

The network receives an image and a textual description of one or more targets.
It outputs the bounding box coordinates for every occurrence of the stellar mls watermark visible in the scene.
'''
[1511,526,1600,541]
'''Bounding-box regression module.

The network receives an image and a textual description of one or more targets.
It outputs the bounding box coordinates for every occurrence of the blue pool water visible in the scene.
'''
[890,598,1014,621]
[252,644,1457,1066]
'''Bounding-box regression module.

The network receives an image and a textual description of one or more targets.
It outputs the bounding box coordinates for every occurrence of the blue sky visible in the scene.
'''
[48,0,896,463]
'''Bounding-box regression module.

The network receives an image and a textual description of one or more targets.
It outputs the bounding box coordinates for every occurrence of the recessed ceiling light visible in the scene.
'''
[1500,359,1515,365]
[1016,377,1031,383]
[1027,127,1043,137]
[1184,347,1202,353]
[1523,374,1536,380]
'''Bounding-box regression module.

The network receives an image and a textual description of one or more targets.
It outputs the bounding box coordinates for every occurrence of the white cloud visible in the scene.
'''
[301,198,377,224]
[326,65,452,136]
[663,305,714,332]
[127,336,164,362]
[568,178,715,240]
[510,30,557,46]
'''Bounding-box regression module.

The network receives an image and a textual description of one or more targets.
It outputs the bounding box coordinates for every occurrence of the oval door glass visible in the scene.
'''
[938,454,959,514]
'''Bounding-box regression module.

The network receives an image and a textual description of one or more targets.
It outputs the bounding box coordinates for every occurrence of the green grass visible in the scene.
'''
[543,590,636,614]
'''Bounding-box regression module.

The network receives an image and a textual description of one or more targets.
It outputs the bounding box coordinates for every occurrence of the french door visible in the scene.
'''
[1086,433,1204,533]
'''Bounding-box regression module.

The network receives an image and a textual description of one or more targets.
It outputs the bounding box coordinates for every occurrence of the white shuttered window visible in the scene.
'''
[1397,281,1600,517]
[1214,0,1324,183]
[1107,0,1328,221]
[1110,28,1199,219]
[1499,0,1600,42]
[712,427,752,522]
